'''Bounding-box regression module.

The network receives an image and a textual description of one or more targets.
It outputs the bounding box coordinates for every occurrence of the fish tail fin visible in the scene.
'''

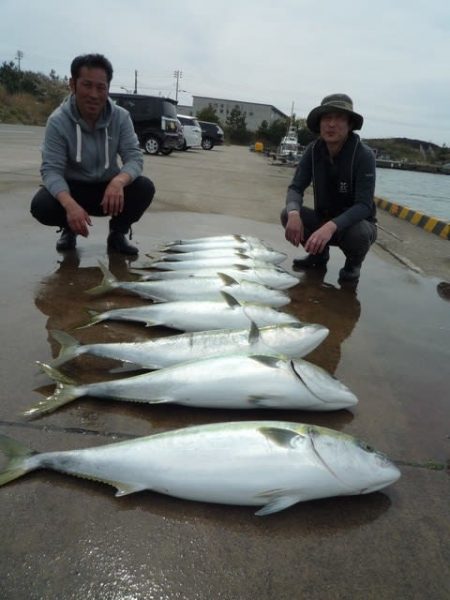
[23,383,80,419]
[76,309,104,329]
[85,261,118,296]
[48,329,83,367]
[24,363,80,418]
[0,434,37,486]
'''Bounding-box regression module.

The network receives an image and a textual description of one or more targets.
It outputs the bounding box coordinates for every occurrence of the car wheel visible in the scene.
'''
[143,136,160,155]
[176,139,187,151]
[160,147,173,155]
[202,137,214,150]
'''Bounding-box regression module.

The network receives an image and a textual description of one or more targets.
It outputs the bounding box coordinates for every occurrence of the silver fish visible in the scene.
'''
[165,234,263,246]
[86,262,290,307]
[150,247,286,265]
[0,422,401,515]
[147,255,272,271]
[81,293,300,331]
[131,265,299,290]
[48,322,329,370]
[28,354,357,417]
[161,240,276,253]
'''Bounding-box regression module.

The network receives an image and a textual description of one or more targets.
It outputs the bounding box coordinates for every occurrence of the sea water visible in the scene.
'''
[375,168,450,222]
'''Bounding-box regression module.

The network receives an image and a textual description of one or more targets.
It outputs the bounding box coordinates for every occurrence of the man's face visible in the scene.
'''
[319,111,351,145]
[70,66,109,123]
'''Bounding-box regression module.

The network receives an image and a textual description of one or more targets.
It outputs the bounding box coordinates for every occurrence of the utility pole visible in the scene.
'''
[134,70,138,94]
[174,69,183,102]
[15,50,24,71]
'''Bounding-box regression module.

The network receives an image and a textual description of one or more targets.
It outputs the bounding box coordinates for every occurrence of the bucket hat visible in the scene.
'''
[306,93,364,133]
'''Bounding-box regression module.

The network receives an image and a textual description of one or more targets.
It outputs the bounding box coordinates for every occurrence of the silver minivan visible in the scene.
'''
[176,114,202,151]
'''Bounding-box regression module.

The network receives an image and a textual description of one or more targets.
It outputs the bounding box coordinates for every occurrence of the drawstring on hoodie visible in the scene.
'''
[104,126,110,169]
[76,123,82,163]
[75,122,110,170]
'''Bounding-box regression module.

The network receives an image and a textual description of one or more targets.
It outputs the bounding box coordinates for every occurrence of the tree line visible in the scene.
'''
[0,60,309,148]
[195,103,316,148]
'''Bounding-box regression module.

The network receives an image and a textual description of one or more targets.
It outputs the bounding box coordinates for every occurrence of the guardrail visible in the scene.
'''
[375,197,450,240]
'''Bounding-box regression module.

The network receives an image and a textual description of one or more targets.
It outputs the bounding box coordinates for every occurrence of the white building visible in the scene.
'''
[178,96,288,131]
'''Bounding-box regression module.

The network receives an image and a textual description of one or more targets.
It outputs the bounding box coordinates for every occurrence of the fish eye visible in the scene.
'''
[358,440,375,453]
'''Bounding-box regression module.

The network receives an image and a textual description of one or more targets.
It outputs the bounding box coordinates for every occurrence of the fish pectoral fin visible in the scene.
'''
[248,395,284,407]
[220,291,241,307]
[217,272,239,286]
[254,491,303,516]
[115,482,148,497]
[250,355,282,368]
[248,321,261,343]
[146,397,172,404]
[259,426,306,448]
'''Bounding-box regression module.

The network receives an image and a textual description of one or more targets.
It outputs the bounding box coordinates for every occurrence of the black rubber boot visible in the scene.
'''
[56,228,77,251]
[293,249,329,269]
[107,231,138,255]
[339,259,362,282]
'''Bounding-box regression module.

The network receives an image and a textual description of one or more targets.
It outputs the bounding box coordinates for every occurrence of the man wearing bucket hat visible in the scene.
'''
[281,93,377,282]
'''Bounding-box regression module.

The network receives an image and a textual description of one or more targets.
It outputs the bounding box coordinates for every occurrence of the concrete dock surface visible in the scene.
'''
[0,124,449,599]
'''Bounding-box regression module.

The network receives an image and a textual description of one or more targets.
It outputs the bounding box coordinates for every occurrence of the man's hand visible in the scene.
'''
[304,221,337,255]
[285,211,304,247]
[101,178,126,216]
[57,192,92,237]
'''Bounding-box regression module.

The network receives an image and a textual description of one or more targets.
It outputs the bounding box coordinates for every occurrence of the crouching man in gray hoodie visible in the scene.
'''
[31,53,155,255]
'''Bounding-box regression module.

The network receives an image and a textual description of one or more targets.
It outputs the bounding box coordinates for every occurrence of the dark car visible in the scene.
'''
[198,120,224,150]
[110,93,182,155]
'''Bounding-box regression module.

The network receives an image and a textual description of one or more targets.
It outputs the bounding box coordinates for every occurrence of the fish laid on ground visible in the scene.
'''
[48,322,329,370]
[81,293,300,331]
[146,255,273,272]
[28,354,357,417]
[161,240,276,253]
[86,262,290,307]
[131,265,299,290]
[149,247,287,265]
[165,234,263,246]
[0,421,401,515]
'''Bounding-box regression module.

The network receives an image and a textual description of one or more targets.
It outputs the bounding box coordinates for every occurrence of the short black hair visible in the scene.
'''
[70,54,113,83]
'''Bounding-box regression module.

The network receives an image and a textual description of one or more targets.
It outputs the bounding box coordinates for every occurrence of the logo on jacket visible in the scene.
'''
[339,181,348,194]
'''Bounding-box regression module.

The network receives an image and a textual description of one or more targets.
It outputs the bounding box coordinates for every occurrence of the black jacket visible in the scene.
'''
[285,133,376,231]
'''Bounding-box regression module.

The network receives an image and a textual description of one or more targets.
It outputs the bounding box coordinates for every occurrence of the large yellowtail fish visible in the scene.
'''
[0,421,400,515]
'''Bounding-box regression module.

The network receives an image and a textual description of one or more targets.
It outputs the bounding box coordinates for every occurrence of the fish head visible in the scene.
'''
[280,323,329,355]
[307,426,401,494]
[291,359,358,409]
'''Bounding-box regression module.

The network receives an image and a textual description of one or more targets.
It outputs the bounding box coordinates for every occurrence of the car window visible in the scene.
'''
[162,101,177,118]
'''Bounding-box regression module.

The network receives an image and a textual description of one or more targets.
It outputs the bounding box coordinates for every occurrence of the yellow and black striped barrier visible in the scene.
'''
[375,197,450,240]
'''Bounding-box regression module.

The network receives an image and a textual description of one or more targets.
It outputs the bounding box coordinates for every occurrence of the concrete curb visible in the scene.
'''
[375,197,450,240]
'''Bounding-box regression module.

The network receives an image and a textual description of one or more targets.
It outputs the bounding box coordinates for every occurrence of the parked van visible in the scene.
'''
[176,115,202,151]
[110,93,181,155]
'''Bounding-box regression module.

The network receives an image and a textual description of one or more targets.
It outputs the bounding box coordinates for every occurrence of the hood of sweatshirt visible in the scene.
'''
[60,94,114,169]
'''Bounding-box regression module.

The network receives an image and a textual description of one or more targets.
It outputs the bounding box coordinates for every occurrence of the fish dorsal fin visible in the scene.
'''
[254,493,303,516]
[220,291,241,307]
[248,321,260,344]
[231,264,250,271]
[259,426,306,448]
[250,355,281,368]
[234,234,246,243]
[217,272,239,286]
[236,251,251,260]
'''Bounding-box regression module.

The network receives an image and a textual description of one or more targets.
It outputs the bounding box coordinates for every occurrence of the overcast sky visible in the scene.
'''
[1,0,449,145]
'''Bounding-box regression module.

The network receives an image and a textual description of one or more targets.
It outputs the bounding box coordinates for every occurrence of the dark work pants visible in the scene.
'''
[30,176,155,234]
[280,206,377,265]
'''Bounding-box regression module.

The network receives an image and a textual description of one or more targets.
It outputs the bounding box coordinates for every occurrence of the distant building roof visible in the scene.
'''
[193,95,288,119]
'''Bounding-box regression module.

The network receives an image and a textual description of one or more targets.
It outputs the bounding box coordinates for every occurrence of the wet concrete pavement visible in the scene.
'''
[0,125,449,599]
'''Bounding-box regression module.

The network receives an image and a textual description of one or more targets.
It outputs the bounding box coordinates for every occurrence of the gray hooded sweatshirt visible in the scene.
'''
[41,95,143,198]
